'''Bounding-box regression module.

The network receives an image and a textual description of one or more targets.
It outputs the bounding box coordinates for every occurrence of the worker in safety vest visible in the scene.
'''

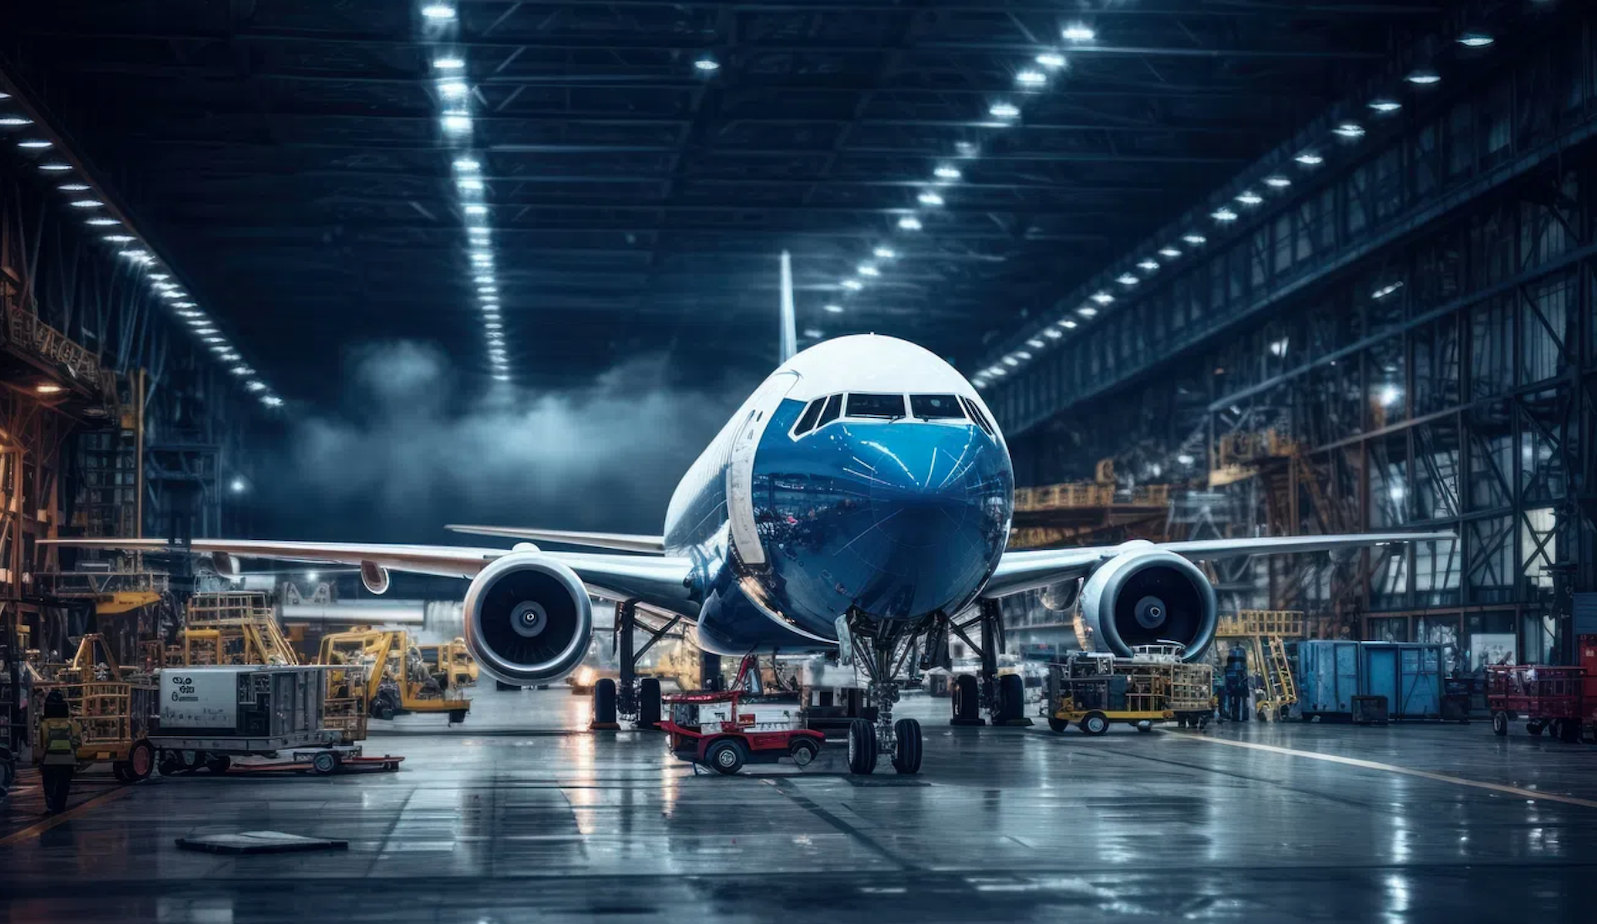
[36,690,82,813]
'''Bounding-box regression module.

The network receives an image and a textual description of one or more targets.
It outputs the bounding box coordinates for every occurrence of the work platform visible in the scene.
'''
[1,687,1591,923]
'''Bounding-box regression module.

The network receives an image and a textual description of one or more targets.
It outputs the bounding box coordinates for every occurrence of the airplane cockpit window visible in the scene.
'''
[815,394,843,428]
[961,397,995,436]
[845,393,907,419]
[792,398,826,435]
[910,394,966,420]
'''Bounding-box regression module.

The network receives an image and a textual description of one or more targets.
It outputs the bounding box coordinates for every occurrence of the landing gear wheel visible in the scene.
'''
[637,678,663,729]
[126,741,154,781]
[311,752,338,775]
[592,678,618,727]
[1527,721,1545,737]
[788,736,820,768]
[1491,711,1508,736]
[847,719,878,775]
[891,719,922,774]
[997,674,1025,723]
[705,739,746,775]
[205,755,232,774]
[951,675,982,725]
[1080,712,1109,736]
[1048,717,1068,734]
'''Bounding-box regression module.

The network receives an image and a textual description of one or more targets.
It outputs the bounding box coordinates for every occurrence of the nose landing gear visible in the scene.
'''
[838,611,926,775]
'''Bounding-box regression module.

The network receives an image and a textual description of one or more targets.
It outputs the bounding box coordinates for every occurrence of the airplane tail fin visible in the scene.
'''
[445,525,666,555]
[779,250,797,363]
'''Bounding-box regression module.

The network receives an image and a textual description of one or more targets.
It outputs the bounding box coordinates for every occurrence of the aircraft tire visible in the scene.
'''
[638,678,663,729]
[847,719,878,775]
[951,675,980,724]
[997,674,1025,723]
[891,719,922,775]
[593,678,618,726]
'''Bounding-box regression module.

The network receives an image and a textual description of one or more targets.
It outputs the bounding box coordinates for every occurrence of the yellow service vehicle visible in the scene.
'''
[31,634,158,781]
[1045,647,1213,734]
[317,630,470,723]
[417,638,478,689]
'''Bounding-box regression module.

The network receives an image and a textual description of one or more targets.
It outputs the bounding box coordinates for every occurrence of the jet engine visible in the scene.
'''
[1079,546,1217,661]
[461,552,593,685]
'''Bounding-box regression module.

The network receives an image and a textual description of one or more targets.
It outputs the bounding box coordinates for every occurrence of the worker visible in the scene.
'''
[36,690,82,814]
[1222,647,1250,722]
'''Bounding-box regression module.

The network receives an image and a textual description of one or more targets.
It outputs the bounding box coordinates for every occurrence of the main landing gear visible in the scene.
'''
[946,599,1031,727]
[837,610,926,775]
[591,600,681,731]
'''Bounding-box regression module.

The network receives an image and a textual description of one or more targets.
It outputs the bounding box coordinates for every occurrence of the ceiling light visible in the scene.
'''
[434,56,465,70]
[1264,175,1292,188]
[492,374,511,382]
[1015,351,1032,361]
[219,352,240,361]
[1077,306,1098,318]
[857,264,879,277]
[103,234,134,243]
[86,218,118,226]
[954,141,978,156]
[261,395,284,408]
[1158,247,1182,258]
[1062,24,1096,42]
[192,327,217,335]
[1060,320,1078,329]
[988,102,1020,119]
[1182,233,1207,246]
[824,304,843,314]
[203,336,225,344]
[1236,191,1263,206]
[873,247,896,259]
[36,383,64,395]
[58,183,91,192]
[178,310,205,318]
[39,164,72,172]
[1295,152,1324,166]
[173,302,197,309]
[1368,99,1402,114]
[933,165,960,181]
[1457,32,1493,48]
[1044,328,1062,339]
[1406,70,1441,86]
[1036,53,1066,69]
[1090,292,1114,305]
[18,139,52,149]
[0,117,32,126]
[989,367,1007,377]
[1137,260,1159,272]
[69,199,104,208]
[246,380,267,392]
[464,204,487,215]
[841,279,863,291]
[231,365,250,375]
[1003,357,1019,367]
[454,157,480,171]
[803,329,824,340]
[150,273,170,280]
[1116,273,1140,286]
[1211,207,1238,222]
[898,216,922,231]
[159,290,185,299]
[1026,339,1045,349]
[458,178,484,191]
[442,114,472,133]
[1334,122,1366,138]
[420,4,456,20]
[485,321,502,330]
[439,79,469,99]
[1015,70,1046,87]
[917,191,944,207]
[694,57,720,72]
[474,274,494,284]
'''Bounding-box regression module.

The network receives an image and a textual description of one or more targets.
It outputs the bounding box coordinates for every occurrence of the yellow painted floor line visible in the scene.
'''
[1179,734,1597,810]
[0,785,133,847]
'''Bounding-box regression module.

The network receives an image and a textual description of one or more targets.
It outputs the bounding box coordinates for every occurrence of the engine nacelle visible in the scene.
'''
[359,560,390,595]
[462,552,593,685]
[1080,549,1217,661]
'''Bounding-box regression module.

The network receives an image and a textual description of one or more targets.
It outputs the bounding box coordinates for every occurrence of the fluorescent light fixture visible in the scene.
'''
[1036,53,1066,69]
[1077,306,1098,318]
[464,204,487,215]
[1182,233,1207,245]
[917,191,944,206]
[1334,122,1366,138]
[1003,357,1019,367]
[0,117,32,126]
[492,374,511,382]
[87,217,119,226]
[1016,70,1046,87]
[246,380,267,391]
[1116,273,1140,286]
[434,56,465,70]
[1368,99,1402,113]
[1026,339,1045,349]
[474,274,494,284]
[458,178,484,191]
[1177,454,1196,465]
[1137,260,1159,271]
[220,352,240,361]
[58,183,91,191]
[40,163,72,171]
[18,139,52,149]
[1158,247,1182,258]
[988,102,1020,118]
[1211,207,1238,222]
[1060,320,1078,329]
[933,165,961,181]
[1015,351,1032,361]
[954,141,978,156]
[873,247,896,259]
[454,157,480,171]
[898,216,922,231]
[1062,24,1096,42]
[1090,291,1113,305]
[150,273,170,280]
[69,199,104,208]
[857,265,879,277]
[203,336,225,344]
[102,234,134,243]
[841,279,863,291]
[442,114,472,132]
[173,302,198,309]
[420,4,455,20]
[1406,70,1441,86]
[485,321,502,330]
[178,310,205,318]
[1044,328,1062,339]
[694,57,720,72]
[1264,175,1292,188]
[261,395,284,408]
[231,366,250,375]
[438,79,469,99]
[1236,190,1263,206]
[823,304,844,314]
[1457,32,1493,48]
[1295,152,1324,166]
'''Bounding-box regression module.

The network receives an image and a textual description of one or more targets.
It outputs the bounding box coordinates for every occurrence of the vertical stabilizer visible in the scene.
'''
[779,250,797,362]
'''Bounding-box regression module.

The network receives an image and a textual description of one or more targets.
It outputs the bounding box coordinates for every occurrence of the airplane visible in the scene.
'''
[48,252,1451,775]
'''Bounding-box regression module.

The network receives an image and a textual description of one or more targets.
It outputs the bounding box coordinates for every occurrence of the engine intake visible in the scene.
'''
[462,552,593,685]
[1080,548,1217,661]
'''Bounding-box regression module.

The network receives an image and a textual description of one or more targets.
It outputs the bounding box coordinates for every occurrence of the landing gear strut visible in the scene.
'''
[839,610,925,775]
[948,599,1031,726]
[592,599,682,731]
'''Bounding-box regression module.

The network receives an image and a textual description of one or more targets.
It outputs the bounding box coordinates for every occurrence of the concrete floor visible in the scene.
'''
[3,687,1594,922]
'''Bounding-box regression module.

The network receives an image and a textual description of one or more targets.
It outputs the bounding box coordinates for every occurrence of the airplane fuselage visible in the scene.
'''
[662,335,1014,656]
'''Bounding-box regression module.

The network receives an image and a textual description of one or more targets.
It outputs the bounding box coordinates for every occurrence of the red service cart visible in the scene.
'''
[1486,664,1588,743]
[661,657,825,775]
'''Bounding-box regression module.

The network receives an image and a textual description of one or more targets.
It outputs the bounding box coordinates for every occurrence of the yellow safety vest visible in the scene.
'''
[39,717,80,766]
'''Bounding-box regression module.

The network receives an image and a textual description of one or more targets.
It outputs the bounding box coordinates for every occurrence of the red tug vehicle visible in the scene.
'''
[661,656,825,774]
[1487,664,1588,742]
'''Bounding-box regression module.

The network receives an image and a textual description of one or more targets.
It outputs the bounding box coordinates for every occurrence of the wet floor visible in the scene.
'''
[2,687,1593,922]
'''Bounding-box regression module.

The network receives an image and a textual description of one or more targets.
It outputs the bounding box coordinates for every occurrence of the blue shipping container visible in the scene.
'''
[1297,641,1444,721]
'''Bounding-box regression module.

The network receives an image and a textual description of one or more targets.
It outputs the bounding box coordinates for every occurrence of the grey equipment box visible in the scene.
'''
[158,665,328,738]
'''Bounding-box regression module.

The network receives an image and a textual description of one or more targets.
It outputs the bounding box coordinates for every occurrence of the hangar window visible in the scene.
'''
[792,398,826,435]
[846,393,906,419]
[910,394,966,420]
[961,397,995,436]
[815,394,842,428]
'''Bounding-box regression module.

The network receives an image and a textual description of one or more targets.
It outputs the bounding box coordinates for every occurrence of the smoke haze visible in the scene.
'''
[255,341,756,542]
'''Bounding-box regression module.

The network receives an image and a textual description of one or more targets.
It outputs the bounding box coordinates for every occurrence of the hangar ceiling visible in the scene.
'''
[1,1,1451,403]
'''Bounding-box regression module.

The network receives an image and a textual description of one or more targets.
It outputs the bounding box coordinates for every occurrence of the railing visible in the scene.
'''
[35,570,170,597]
[1217,610,1305,638]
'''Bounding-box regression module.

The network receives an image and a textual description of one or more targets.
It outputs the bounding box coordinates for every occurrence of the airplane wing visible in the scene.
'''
[982,531,1454,599]
[40,538,697,612]
[444,525,665,554]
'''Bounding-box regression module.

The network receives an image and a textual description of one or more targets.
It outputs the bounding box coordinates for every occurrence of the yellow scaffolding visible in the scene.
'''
[179,591,297,666]
[1216,609,1301,721]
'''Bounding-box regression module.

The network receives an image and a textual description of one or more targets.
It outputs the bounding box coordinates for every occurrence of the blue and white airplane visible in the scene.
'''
[51,254,1448,774]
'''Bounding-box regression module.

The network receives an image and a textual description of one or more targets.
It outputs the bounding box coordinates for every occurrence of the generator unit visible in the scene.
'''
[158,665,327,738]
